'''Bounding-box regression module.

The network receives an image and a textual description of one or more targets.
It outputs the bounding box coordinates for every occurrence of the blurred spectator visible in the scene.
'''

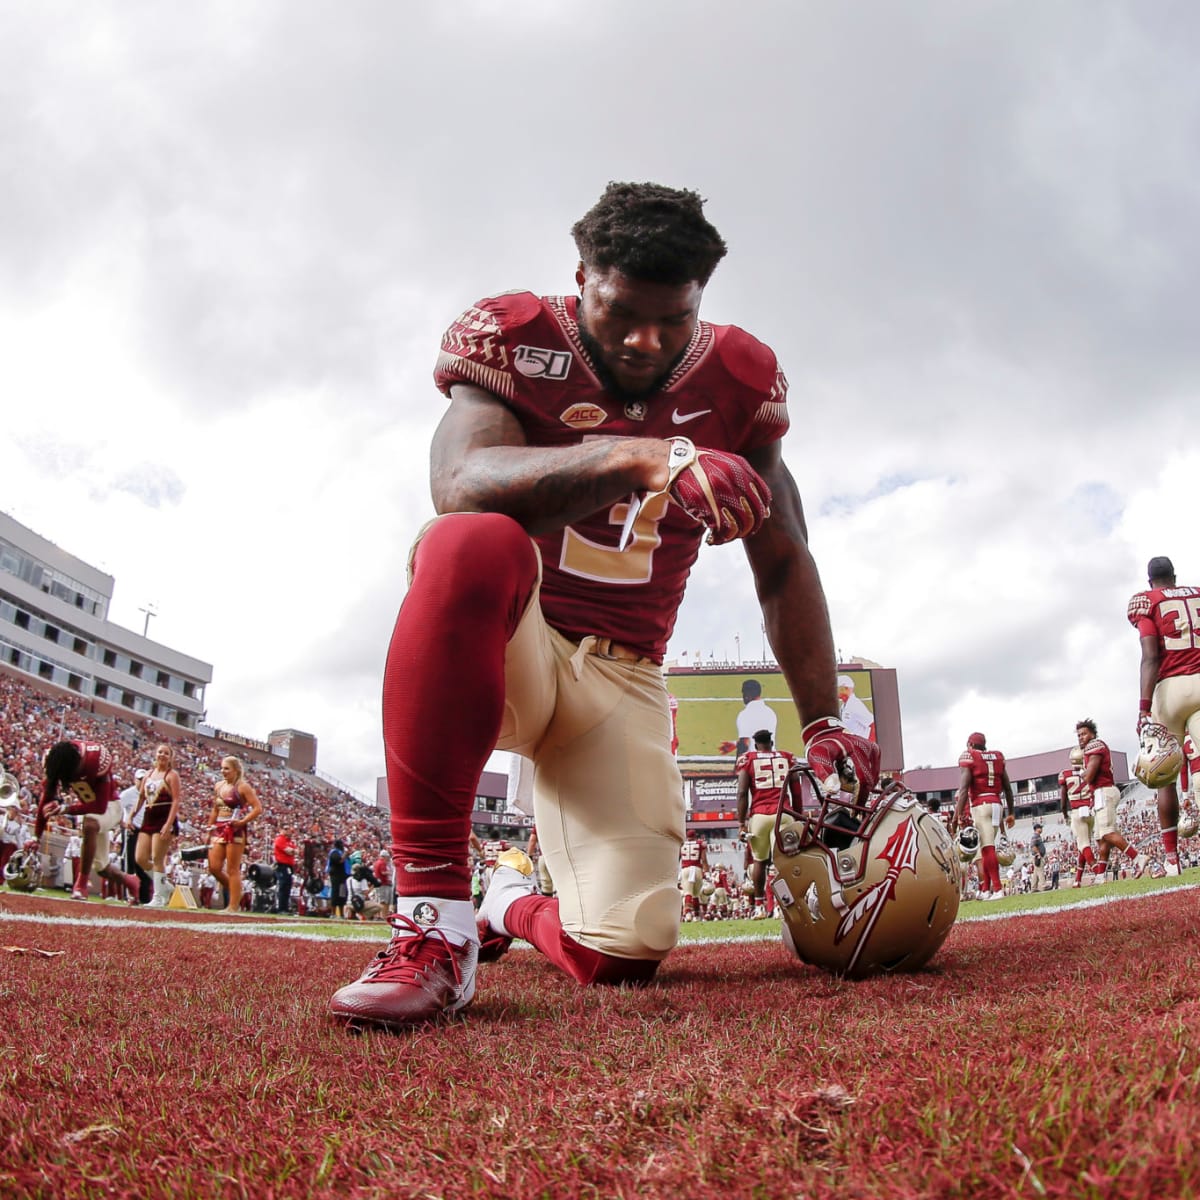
[272,827,298,914]
[327,839,348,919]
[0,795,26,880]
[372,847,394,914]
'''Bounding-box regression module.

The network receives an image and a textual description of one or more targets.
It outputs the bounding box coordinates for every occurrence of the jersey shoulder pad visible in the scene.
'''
[458,290,543,332]
[957,750,976,768]
[1082,737,1105,756]
[1127,590,1154,625]
[706,324,789,443]
[713,324,780,390]
[435,291,546,399]
[735,752,752,773]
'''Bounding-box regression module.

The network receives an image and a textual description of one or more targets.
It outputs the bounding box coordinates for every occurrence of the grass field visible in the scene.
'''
[3,875,1199,1199]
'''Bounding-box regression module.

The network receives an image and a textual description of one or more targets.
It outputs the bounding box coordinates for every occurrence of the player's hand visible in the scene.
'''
[664,437,772,545]
[35,800,61,838]
[802,717,881,802]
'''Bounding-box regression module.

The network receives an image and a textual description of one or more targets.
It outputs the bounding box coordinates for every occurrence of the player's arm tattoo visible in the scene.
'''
[431,384,670,534]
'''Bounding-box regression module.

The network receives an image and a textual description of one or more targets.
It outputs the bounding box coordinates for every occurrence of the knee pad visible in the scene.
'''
[630,882,684,957]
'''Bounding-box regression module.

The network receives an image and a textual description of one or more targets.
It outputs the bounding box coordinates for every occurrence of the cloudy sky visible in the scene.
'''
[2,1,1196,795]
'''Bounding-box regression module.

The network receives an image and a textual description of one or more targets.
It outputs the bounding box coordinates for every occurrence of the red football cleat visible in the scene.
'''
[329,912,478,1030]
[476,926,513,963]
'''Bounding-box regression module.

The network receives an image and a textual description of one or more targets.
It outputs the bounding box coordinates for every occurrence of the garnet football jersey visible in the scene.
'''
[1080,738,1115,788]
[1127,586,1200,679]
[64,772,116,815]
[1058,768,1088,809]
[958,748,1007,800]
[434,292,789,661]
[735,748,797,816]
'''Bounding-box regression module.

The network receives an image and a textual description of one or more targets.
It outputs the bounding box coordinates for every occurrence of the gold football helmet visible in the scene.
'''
[1177,809,1199,840]
[995,835,1016,867]
[1134,722,1183,789]
[956,826,980,862]
[3,846,39,892]
[771,774,961,979]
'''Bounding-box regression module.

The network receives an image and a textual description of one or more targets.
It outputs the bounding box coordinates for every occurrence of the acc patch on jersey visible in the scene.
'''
[559,402,608,429]
[514,345,571,380]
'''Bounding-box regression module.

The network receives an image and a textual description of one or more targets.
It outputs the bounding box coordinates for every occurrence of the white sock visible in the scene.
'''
[393,896,478,946]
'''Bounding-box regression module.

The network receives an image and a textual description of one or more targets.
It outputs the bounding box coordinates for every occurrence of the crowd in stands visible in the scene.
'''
[0,669,392,911]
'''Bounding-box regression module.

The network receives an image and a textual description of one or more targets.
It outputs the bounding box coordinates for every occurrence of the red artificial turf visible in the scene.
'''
[2,889,1199,1199]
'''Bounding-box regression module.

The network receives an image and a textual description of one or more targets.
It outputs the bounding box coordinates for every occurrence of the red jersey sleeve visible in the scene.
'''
[1127,591,1158,638]
[434,292,545,402]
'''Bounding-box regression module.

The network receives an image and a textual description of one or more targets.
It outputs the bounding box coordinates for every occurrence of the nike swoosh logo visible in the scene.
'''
[671,408,711,425]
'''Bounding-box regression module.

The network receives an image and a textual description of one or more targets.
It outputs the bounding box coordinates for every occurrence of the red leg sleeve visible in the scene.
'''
[383,514,537,901]
[504,895,661,987]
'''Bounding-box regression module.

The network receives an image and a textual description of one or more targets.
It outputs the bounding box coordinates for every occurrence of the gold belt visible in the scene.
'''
[569,634,650,679]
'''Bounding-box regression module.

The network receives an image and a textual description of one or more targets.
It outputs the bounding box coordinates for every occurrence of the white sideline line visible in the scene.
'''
[955,879,1200,922]
[0,910,383,943]
[2,879,1195,943]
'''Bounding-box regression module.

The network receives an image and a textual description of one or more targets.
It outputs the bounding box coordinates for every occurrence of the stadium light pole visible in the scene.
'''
[139,603,158,638]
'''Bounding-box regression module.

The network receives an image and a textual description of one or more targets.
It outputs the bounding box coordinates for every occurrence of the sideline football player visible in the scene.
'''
[330,181,879,1029]
[1075,719,1148,881]
[1058,746,1099,887]
[39,741,141,903]
[735,729,799,918]
[1128,555,1200,876]
[677,827,709,922]
[952,732,1014,901]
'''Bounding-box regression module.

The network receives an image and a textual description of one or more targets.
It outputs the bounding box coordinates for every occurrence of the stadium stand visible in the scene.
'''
[0,666,391,905]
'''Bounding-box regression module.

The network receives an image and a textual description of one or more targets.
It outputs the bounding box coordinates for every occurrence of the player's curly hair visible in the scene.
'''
[1075,718,1097,736]
[43,741,82,789]
[571,182,728,286]
[42,740,82,808]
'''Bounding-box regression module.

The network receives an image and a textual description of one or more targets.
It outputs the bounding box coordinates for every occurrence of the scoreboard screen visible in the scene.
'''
[666,664,904,774]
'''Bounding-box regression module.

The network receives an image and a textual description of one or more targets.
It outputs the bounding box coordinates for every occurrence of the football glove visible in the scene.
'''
[802,716,881,802]
[617,438,771,550]
[34,799,59,839]
[664,437,771,545]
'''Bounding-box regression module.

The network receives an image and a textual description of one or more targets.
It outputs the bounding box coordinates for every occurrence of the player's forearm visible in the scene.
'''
[64,799,106,817]
[754,553,839,725]
[1138,652,1160,711]
[432,439,671,534]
